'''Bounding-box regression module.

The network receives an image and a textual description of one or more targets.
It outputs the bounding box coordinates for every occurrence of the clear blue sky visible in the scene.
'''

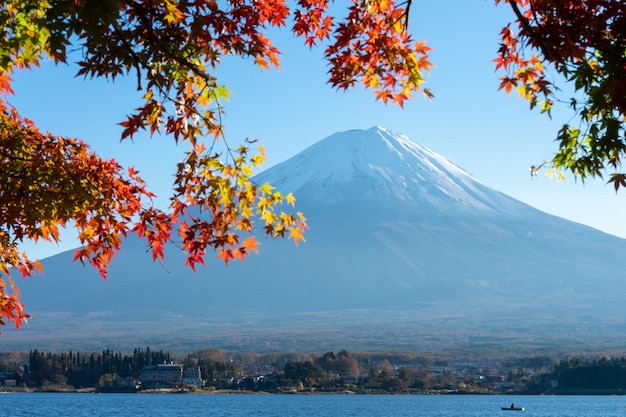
[9,1,626,259]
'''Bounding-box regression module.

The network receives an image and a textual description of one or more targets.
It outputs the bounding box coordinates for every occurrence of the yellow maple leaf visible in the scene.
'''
[289,226,305,246]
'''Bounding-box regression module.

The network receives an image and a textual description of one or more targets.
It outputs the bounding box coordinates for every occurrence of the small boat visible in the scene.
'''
[501,406,525,411]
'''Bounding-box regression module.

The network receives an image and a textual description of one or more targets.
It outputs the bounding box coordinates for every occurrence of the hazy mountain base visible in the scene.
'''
[7,127,626,358]
[3,307,625,356]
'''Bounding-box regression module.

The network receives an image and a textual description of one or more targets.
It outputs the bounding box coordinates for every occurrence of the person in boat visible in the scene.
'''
[510,403,515,409]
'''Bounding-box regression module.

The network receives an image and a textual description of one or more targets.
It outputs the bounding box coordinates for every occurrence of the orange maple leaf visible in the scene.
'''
[0,73,15,95]
[289,227,305,246]
[216,248,232,265]
[242,236,260,255]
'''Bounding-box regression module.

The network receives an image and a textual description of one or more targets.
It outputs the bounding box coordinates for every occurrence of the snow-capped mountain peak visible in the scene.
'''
[256,126,507,215]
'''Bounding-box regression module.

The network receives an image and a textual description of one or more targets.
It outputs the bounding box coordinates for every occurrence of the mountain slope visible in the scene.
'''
[5,126,626,353]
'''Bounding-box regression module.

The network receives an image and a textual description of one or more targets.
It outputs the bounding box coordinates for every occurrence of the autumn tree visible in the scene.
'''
[494,0,626,187]
[283,360,327,387]
[315,350,360,376]
[0,0,431,329]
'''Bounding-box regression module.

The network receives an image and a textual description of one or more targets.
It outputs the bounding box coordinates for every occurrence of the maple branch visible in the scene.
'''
[109,19,143,91]
[92,0,145,91]
[100,0,242,163]
[403,0,412,32]
[506,0,554,61]
[127,0,214,84]
[380,0,412,33]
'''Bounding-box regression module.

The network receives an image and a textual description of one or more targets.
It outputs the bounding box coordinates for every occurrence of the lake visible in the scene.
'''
[1,393,626,416]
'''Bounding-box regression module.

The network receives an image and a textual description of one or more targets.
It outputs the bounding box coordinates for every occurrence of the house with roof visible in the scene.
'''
[140,362,184,388]
[140,362,205,389]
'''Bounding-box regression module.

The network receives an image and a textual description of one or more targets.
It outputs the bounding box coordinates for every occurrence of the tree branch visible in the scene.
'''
[506,0,554,61]
[403,0,412,32]
[110,19,143,91]
[127,0,214,84]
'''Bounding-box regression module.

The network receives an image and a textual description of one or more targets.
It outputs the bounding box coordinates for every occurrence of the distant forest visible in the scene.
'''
[2,348,626,394]
[551,357,626,391]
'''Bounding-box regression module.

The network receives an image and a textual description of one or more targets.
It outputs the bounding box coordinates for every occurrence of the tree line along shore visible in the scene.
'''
[2,348,626,395]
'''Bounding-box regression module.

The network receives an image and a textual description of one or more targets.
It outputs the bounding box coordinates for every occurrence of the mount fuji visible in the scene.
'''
[5,126,626,354]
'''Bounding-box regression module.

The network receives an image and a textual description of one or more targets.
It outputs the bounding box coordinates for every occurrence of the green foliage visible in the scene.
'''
[283,360,326,386]
[98,373,119,387]
[496,1,626,187]
[551,357,626,390]
[25,347,170,388]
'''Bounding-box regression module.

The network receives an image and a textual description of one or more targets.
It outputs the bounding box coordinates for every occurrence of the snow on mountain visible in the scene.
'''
[258,126,520,216]
[5,126,626,353]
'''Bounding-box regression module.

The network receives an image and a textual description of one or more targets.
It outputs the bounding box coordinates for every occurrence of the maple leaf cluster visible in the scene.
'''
[293,0,434,106]
[495,0,626,188]
[0,98,162,328]
[0,0,433,329]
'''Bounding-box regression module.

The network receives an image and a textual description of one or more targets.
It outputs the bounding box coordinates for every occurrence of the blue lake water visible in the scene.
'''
[1,393,626,417]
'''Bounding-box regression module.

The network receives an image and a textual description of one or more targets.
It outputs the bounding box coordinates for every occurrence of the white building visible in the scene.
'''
[140,362,183,388]
[182,366,205,387]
